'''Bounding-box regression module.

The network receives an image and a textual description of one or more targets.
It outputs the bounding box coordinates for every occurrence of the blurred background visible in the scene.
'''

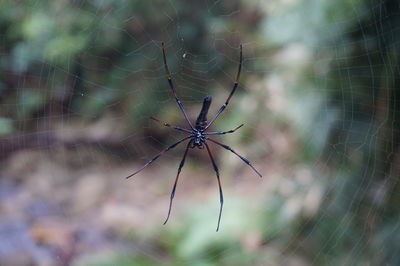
[0,0,399,265]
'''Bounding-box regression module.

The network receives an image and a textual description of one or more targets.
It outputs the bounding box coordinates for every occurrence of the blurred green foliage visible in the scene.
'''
[0,0,262,132]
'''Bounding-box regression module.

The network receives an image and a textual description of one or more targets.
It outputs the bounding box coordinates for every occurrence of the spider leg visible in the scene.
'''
[205,44,242,130]
[162,42,195,130]
[164,140,191,225]
[205,124,244,135]
[205,143,223,232]
[207,138,262,178]
[150,117,192,133]
[125,136,192,179]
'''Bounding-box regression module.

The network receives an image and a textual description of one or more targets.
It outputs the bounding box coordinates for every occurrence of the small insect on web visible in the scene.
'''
[125,42,262,232]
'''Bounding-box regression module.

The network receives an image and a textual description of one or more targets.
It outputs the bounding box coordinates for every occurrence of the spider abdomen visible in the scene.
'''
[195,96,212,129]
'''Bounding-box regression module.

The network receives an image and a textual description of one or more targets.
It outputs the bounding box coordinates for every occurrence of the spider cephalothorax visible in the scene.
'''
[126,43,262,231]
[192,130,206,149]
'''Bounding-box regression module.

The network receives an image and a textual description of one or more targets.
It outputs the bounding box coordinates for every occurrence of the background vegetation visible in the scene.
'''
[0,0,399,265]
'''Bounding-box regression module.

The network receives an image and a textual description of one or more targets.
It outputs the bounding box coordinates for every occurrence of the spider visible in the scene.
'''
[126,43,262,231]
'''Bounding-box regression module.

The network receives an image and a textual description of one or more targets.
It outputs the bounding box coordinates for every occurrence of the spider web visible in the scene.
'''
[0,0,398,265]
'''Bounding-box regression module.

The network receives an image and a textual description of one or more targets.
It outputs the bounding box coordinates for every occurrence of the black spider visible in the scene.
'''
[126,43,262,231]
